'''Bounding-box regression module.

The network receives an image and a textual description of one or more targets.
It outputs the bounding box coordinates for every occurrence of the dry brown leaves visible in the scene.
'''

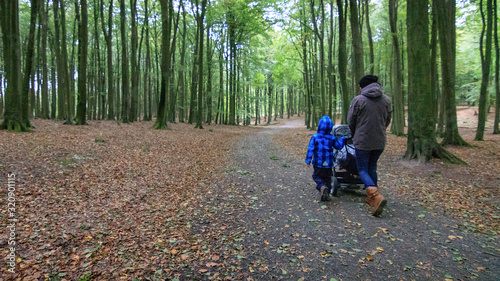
[272,108,500,234]
[0,119,250,280]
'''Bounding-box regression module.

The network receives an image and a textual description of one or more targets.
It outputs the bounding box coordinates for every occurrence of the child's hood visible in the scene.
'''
[317,115,333,135]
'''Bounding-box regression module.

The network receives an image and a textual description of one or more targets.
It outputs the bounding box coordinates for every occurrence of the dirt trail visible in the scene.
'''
[189,118,499,280]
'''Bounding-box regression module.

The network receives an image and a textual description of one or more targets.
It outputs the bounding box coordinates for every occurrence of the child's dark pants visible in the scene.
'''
[312,166,333,191]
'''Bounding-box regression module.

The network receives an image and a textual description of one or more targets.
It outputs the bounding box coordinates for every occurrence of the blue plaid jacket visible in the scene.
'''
[305,116,345,168]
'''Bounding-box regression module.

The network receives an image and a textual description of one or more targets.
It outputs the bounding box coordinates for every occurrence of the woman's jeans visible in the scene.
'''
[355,148,384,188]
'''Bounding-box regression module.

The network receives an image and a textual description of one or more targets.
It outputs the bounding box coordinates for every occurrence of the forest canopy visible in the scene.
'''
[0,0,498,153]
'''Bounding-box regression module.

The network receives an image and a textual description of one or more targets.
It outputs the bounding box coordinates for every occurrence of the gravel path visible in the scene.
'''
[190,119,499,280]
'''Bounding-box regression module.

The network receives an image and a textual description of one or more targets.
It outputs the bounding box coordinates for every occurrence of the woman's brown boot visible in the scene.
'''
[365,186,387,216]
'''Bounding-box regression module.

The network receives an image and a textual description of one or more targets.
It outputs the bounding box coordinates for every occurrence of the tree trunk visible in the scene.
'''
[216,42,224,124]
[494,0,500,134]
[300,4,311,128]
[169,5,181,123]
[189,22,199,125]
[152,2,160,118]
[349,0,364,87]
[195,0,208,129]
[40,0,50,119]
[101,0,114,120]
[178,2,187,123]
[255,87,260,125]
[142,0,151,121]
[50,41,57,119]
[274,78,278,121]
[206,25,213,125]
[476,0,493,141]
[389,0,404,136]
[116,32,121,120]
[337,0,349,123]
[60,0,72,124]
[0,0,27,131]
[21,0,38,128]
[435,0,470,146]
[328,0,336,120]
[36,23,41,118]
[228,5,236,125]
[405,0,465,164]
[430,2,439,134]
[70,4,78,119]
[267,75,273,124]
[95,0,104,120]
[53,0,67,121]
[75,0,88,125]
[120,0,130,123]
[365,0,374,74]
[129,0,138,122]
[0,55,4,118]
[154,0,172,129]
[310,0,326,116]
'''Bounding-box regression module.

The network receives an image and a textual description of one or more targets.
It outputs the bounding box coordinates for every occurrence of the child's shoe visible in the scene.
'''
[320,186,330,201]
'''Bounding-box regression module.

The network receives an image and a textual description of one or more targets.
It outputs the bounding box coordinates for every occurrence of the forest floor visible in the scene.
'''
[0,106,499,281]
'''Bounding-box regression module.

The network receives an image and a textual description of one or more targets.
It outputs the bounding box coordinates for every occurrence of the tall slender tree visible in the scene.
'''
[60,0,72,124]
[120,0,130,123]
[178,1,187,123]
[189,8,200,125]
[337,0,349,123]
[154,0,173,129]
[476,0,493,141]
[130,0,138,122]
[349,0,364,87]
[300,3,312,128]
[389,0,404,136]
[206,25,213,125]
[365,0,374,74]
[435,0,469,146]
[267,74,273,124]
[328,0,336,119]
[40,0,50,119]
[430,1,439,134]
[143,0,151,121]
[101,0,114,120]
[227,3,237,125]
[168,5,181,123]
[310,0,326,116]
[21,0,38,128]
[53,0,72,124]
[76,0,88,125]
[494,0,500,134]
[50,41,57,119]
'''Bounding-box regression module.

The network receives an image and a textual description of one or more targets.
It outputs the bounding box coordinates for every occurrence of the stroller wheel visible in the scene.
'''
[332,177,340,197]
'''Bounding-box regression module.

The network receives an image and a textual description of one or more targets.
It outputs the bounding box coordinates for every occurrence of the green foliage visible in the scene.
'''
[8,0,497,126]
[78,272,93,281]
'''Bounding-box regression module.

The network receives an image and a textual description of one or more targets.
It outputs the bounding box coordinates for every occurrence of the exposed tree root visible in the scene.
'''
[404,138,467,165]
[0,119,30,132]
[153,121,169,130]
[431,144,467,165]
[441,133,472,147]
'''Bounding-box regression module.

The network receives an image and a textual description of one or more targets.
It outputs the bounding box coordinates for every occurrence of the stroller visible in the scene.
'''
[331,125,364,196]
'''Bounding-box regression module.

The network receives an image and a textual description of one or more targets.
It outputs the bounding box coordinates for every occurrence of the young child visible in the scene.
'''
[305,116,346,201]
